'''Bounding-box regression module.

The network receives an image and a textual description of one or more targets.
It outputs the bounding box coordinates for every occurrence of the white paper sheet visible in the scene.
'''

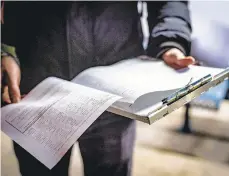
[1,77,121,169]
[1,58,224,169]
[73,58,223,105]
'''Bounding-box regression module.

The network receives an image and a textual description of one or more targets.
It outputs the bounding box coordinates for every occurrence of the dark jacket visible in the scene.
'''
[2,1,192,94]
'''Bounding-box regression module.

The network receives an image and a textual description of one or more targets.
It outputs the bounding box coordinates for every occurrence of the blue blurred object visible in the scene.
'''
[189,10,229,109]
[191,80,229,110]
[182,79,228,133]
[180,3,229,133]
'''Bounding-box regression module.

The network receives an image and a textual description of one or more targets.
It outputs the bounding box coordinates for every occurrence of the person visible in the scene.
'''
[1,1,195,176]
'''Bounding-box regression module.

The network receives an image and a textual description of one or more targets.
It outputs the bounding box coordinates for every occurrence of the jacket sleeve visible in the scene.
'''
[1,2,20,66]
[146,1,192,58]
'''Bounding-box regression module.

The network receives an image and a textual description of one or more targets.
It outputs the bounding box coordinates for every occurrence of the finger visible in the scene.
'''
[164,56,196,69]
[7,78,21,103]
[8,82,21,103]
[163,55,177,65]
[163,48,185,61]
[0,69,2,89]
[2,86,11,104]
[3,57,21,103]
[165,63,184,70]
[175,56,195,67]
[1,64,6,88]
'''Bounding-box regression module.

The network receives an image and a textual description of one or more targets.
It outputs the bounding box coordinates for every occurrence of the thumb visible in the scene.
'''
[175,56,195,67]
[8,79,21,103]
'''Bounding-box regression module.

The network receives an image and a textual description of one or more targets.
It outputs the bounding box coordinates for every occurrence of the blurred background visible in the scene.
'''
[1,1,229,176]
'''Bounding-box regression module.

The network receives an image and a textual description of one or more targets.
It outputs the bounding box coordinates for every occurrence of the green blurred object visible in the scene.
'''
[1,43,17,58]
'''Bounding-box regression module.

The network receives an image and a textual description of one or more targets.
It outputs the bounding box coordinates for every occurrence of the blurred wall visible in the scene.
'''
[140,1,229,67]
[189,1,229,27]
[189,1,229,67]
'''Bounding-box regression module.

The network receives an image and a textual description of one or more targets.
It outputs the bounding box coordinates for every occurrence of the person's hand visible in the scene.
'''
[1,56,21,104]
[162,48,195,69]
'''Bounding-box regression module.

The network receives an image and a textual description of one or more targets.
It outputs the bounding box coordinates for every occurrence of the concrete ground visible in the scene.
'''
[1,101,229,176]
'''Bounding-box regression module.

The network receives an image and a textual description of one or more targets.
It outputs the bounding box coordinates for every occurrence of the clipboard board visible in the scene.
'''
[107,67,229,124]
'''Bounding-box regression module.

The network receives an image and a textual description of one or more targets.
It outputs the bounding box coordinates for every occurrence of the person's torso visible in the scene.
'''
[5,2,144,92]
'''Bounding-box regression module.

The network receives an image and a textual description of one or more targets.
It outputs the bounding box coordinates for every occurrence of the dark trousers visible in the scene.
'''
[13,112,136,176]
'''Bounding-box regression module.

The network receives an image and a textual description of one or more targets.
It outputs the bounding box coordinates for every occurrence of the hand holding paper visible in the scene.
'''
[162,48,196,69]
[1,55,21,103]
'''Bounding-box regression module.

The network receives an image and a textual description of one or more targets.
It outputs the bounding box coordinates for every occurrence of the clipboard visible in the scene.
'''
[107,67,229,124]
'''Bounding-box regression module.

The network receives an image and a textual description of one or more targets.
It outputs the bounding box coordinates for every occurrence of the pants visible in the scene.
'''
[13,112,136,176]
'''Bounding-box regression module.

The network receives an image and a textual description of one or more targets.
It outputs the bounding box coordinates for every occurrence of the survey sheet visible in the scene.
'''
[1,77,121,169]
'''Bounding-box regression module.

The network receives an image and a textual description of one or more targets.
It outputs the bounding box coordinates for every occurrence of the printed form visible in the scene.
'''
[1,57,224,169]
[1,77,121,169]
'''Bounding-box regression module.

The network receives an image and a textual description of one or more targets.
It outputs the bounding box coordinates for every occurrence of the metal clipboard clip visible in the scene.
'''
[108,67,229,124]
[146,67,229,123]
[161,67,229,107]
[162,74,213,106]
